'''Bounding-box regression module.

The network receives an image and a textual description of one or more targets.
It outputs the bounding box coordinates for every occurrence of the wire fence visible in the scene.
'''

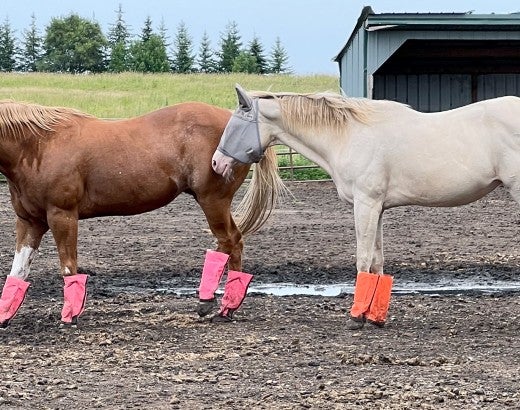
[273,146,330,181]
[0,146,330,183]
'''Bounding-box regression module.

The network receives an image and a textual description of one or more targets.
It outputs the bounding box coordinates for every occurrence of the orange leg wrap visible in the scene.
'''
[366,274,393,325]
[349,272,380,320]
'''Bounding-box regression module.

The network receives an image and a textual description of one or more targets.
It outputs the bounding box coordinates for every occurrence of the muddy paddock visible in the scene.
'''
[0,181,519,409]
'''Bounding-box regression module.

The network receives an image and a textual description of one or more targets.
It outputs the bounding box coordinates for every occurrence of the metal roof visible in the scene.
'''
[334,6,520,61]
[368,12,520,30]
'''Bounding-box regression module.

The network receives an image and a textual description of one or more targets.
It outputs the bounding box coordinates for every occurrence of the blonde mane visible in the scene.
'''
[249,91,376,136]
[0,100,92,139]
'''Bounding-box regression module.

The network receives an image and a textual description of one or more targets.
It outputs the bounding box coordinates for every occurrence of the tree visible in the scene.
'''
[248,35,268,74]
[232,50,258,74]
[20,14,43,72]
[128,18,169,73]
[158,18,170,48]
[108,42,128,73]
[171,22,194,73]
[197,31,218,73]
[140,16,153,42]
[0,17,17,72]
[269,37,291,74]
[217,21,241,73]
[129,35,170,73]
[42,14,107,73]
[107,4,131,72]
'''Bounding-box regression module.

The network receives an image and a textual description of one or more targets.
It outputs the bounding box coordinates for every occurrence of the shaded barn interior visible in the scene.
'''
[335,7,520,112]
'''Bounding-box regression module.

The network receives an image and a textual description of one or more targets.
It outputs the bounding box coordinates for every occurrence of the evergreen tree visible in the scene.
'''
[0,17,17,72]
[197,31,217,73]
[108,4,130,45]
[171,21,194,73]
[107,4,131,72]
[269,36,291,74]
[248,35,268,74]
[20,14,42,72]
[140,16,153,42]
[128,18,169,73]
[41,14,107,73]
[158,19,172,68]
[158,18,170,48]
[217,21,241,73]
[108,42,128,73]
[129,34,170,73]
[232,50,258,74]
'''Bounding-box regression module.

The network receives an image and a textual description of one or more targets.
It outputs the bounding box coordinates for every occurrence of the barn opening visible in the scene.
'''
[335,7,520,112]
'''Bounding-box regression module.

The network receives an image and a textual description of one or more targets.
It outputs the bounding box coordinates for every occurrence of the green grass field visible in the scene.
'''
[0,72,339,117]
[0,72,339,179]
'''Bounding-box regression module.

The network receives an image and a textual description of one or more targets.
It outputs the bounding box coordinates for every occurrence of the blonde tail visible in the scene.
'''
[235,147,289,236]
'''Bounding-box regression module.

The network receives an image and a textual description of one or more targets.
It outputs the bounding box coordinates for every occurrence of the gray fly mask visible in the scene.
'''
[216,85,265,164]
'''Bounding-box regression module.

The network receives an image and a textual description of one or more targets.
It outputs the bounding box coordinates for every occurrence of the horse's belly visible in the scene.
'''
[80,180,180,218]
[385,178,501,208]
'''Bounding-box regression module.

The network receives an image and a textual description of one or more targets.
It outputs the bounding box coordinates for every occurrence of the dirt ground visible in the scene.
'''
[0,180,519,409]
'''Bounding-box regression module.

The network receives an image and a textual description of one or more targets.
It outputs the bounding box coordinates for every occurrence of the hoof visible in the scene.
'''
[210,309,235,323]
[60,316,79,329]
[367,319,386,328]
[59,322,78,329]
[346,316,365,330]
[210,314,234,323]
[197,299,217,317]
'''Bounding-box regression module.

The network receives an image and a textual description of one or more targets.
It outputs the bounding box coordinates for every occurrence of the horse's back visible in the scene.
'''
[350,96,520,208]
[80,102,245,216]
[11,102,245,219]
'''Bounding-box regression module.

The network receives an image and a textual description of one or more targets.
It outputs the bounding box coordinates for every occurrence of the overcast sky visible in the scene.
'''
[2,1,520,75]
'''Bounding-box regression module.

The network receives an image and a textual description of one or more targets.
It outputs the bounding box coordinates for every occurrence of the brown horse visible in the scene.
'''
[0,99,282,327]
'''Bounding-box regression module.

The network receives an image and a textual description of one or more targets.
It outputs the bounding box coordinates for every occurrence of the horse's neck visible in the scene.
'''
[276,131,339,177]
[0,133,35,178]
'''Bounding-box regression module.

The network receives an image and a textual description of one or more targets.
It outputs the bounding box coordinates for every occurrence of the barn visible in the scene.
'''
[334,6,520,112]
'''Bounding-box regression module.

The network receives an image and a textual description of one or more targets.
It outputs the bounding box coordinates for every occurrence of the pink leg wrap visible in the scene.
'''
[218,271,253,318]
[61,274,89,324]
[198,250,229,301]
[0,276,30,327]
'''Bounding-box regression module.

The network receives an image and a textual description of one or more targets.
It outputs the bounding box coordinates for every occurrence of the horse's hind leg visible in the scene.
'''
[0,217,48,327]
[46,208,88,325]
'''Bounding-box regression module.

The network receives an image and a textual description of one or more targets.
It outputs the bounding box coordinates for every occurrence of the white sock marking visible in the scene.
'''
[9,246,37,281]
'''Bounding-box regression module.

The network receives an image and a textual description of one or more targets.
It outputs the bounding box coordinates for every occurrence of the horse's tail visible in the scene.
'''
[235,146,289,236]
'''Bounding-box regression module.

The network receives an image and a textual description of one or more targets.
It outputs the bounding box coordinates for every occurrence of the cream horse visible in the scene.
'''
[212,84,520,329]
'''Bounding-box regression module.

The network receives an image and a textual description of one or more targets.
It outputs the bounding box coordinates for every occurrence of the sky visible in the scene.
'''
[2,1,520,75]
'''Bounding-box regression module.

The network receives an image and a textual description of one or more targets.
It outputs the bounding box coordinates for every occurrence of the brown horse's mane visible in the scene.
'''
[0,100,93,140]
[249,90,382,136]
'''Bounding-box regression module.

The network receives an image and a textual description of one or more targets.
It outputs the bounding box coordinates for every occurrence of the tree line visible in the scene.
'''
[0,5,291,74]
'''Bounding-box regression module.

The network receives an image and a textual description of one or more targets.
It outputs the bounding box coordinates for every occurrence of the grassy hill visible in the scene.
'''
[0,72,339,180]
[0,72,339,117]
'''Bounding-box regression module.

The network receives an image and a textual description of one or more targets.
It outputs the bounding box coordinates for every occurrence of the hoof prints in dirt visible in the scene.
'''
[1,181,520,408]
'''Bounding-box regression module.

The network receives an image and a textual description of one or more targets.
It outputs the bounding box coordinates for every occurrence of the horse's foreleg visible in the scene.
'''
[10,217,48,279]
[353,199,382,273]
[198,199,249,320]
[0,217,48,327]
[199,198,244,269]
[47,208,88,325]
[370,213,384,274]
[349,199,393,329]
[216,224,243,272]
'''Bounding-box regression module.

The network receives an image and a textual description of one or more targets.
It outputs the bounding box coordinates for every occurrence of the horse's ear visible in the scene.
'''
[235,84,253,111]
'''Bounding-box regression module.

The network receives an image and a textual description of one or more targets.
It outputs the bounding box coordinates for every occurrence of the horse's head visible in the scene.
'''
[212,84,281,179]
